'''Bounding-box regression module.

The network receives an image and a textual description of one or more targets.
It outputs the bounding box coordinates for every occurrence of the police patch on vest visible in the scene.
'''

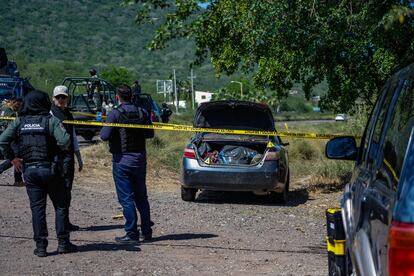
[22,123,44,130]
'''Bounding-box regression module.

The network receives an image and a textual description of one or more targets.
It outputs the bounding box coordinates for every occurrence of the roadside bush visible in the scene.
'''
[150,134,165,148]
[289,140,321,160]
[146,130,192,170]
[279,97,313,113]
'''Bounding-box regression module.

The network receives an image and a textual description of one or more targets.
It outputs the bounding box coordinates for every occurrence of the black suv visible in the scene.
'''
[326,64,414,275]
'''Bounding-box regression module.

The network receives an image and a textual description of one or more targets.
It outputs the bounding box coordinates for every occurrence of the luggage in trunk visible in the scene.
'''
[195,137,268,166]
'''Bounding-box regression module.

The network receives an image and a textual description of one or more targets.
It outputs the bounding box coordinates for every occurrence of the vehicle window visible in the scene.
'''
[365,79,400,167]
[72,95,90,110]
[381,79,414,187]
[360,81,391,165]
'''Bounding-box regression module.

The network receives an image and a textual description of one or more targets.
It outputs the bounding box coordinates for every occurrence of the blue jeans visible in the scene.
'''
[112,162,152,237]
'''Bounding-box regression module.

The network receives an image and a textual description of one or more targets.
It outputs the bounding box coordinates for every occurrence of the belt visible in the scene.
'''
[23,162,52,170]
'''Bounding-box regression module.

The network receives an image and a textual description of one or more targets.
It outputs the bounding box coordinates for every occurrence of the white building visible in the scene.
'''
[195,91,213,105]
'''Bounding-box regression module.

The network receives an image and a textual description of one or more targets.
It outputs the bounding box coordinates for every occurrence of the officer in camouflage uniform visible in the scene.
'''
[0,90,78,257]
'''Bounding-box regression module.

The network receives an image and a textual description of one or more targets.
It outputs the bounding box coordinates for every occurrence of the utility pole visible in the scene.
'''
[173,69,178,113]
[188,69,196,110]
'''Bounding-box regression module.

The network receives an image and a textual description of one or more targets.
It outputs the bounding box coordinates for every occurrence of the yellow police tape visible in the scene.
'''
[1,116,359,139]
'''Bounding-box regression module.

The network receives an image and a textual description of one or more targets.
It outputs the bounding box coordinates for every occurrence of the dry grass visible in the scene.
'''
[74,142,181,193]
[74,114,368,194]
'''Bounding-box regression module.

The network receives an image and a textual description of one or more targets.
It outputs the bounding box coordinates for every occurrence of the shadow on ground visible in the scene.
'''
[195,188,309,207]
[82,225,124,231]
[77,242,140,252]
[151,233,218,242]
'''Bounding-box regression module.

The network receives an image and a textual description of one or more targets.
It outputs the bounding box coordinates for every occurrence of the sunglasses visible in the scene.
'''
[55,95,68,100]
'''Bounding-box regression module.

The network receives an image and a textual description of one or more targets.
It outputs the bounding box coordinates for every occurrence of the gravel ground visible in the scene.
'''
[0,163,342,276]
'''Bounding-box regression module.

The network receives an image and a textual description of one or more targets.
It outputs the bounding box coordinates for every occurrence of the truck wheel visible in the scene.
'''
[181,187,197,201]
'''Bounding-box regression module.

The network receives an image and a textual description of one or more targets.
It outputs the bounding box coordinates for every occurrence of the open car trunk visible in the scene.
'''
[191,101,276,166]
[192,134,271,166]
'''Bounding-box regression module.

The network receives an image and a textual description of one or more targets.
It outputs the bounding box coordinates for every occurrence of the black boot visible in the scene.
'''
[34,240,48,257]
[33,247,47,257]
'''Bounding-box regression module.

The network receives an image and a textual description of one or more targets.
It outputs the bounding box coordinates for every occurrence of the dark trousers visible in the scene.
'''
[24,166,69,248]
[112,162,152,237]
[63,156,75,226]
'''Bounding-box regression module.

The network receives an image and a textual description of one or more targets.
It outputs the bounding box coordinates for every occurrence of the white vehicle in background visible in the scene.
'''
[335,114,348,122]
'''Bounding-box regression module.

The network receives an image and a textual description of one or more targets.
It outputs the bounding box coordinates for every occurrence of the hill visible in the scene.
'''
[0,0,233,92]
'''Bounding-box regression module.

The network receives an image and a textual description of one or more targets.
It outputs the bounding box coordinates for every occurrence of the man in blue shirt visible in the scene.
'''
[100,84,154,243]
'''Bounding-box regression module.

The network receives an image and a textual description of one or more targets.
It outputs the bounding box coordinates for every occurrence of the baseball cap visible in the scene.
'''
[53,85,68,97]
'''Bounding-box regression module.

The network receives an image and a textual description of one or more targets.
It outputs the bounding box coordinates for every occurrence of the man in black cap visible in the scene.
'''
[100,84,154,243]
[0,90,78,257]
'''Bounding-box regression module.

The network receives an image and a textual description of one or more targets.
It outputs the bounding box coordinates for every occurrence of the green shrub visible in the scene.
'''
[289,140,321,160]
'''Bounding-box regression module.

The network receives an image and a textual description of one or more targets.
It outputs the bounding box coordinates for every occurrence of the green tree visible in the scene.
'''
[124,0,414,112]
[101,66,136,88]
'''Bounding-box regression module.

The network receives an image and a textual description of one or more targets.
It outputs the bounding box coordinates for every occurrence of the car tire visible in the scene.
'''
[181,187,197,201]
[272,171,290,204]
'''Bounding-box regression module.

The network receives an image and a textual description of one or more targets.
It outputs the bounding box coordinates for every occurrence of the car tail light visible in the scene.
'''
[388,221,414,276]
[264,150,280,161]
[183,148,196,159]
[151,111,156,122]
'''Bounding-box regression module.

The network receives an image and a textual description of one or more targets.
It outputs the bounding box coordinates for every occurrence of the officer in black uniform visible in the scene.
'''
[100,84,154,243]
[0,90,78,257]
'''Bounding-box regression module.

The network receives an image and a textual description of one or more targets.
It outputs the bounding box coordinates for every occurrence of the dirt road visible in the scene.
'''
[0,162,342,275]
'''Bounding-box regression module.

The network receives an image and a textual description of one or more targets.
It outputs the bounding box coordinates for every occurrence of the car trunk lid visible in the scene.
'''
[193,101,275,131]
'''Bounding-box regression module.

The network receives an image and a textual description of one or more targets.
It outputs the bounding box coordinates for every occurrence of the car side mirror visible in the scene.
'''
[325,136,358,160]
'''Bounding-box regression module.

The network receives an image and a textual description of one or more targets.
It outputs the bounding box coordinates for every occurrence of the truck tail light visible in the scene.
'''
[151,111,156,122]
[183,148,196,159]
[264,150,280,161]
[388,221,414,276]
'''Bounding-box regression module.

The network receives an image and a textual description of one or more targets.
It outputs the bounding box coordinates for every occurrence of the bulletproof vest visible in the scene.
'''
[109,106,146,153]
[18,115,55,163]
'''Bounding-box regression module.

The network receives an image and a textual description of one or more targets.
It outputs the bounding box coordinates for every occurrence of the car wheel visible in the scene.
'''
[272,171,290,204]
[181,187,197,201]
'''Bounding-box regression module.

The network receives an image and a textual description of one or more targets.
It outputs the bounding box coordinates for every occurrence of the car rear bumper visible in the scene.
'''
[181,158,284,192]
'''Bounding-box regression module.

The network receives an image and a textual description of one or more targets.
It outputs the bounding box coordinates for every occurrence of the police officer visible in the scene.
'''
[0,90,78,257]
[0,97,24,185]
[100,84,154,243]
[51,85,83,231]
[160,103,173,123]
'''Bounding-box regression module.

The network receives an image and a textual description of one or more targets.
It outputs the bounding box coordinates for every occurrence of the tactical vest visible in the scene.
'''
[18,115,55,164]
[109,106,146,153]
